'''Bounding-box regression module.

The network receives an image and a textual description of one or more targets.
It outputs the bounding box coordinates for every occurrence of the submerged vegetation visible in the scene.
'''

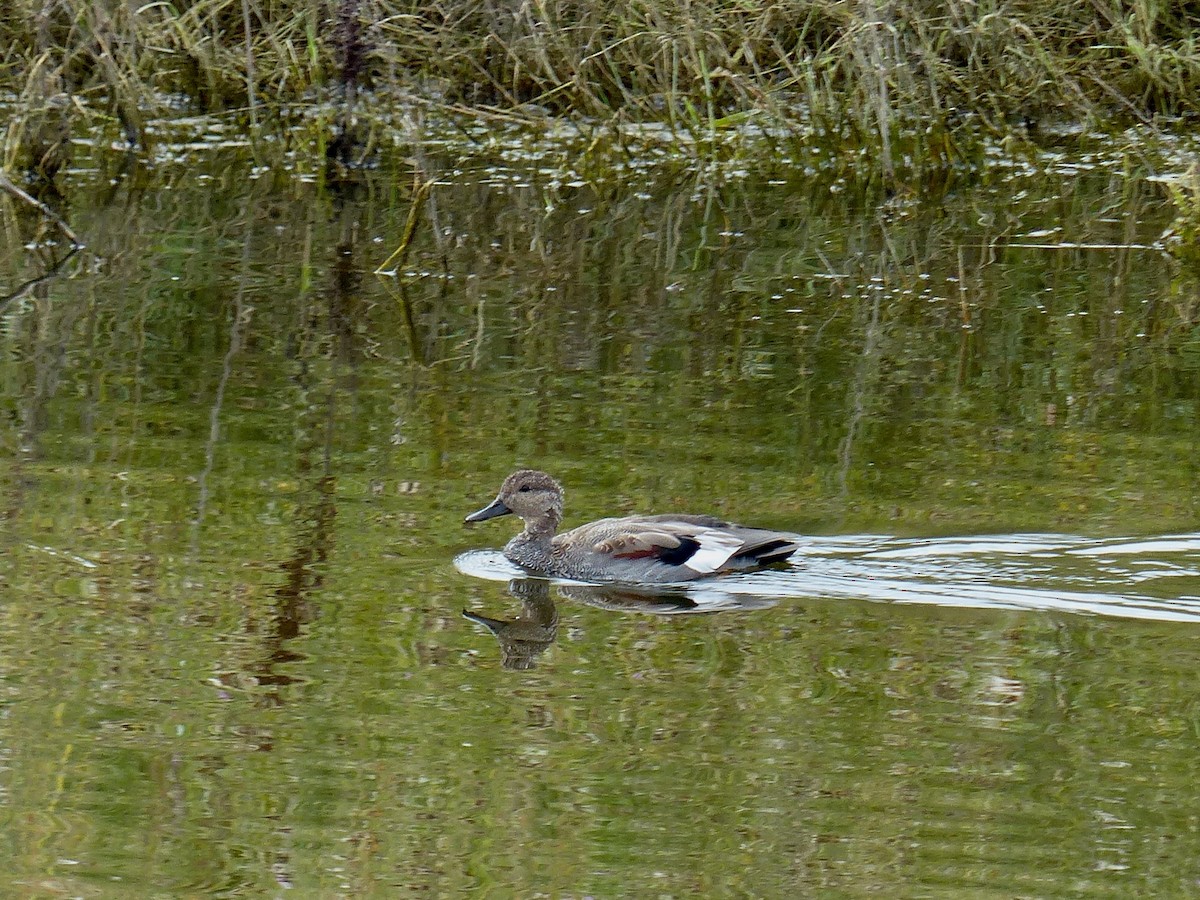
[2,0,1200,181]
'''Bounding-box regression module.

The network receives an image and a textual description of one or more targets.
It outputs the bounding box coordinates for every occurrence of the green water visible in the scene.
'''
[1,130,1199,896]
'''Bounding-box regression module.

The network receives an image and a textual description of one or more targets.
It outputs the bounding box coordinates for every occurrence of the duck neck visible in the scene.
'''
[520,511,560,541]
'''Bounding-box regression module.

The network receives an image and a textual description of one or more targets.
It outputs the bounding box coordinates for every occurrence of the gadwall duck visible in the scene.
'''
[465,469,802,583]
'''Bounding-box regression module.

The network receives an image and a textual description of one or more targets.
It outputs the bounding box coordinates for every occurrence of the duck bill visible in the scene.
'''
[462,608,507,632]
[465,496,512,523]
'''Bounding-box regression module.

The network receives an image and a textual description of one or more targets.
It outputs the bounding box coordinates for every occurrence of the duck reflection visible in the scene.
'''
[464,577,778,668]
[463,579,559,670]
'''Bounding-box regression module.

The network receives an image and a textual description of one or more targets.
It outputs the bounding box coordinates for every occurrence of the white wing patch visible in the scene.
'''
[684,529,746,574]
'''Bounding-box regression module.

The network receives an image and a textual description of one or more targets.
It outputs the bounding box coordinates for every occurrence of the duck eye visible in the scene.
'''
[518,485,531,492]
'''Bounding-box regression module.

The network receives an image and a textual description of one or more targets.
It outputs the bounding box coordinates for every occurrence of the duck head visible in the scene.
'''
[465,469,564,531]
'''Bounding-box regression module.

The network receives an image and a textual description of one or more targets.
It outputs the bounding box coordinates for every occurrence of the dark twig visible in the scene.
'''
[0,171,84,248]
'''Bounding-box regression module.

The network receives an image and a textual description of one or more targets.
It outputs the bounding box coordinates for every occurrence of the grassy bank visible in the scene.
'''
[2,0,1200,180]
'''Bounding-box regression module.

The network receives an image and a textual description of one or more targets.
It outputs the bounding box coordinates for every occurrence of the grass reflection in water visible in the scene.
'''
[0,135,1198,895]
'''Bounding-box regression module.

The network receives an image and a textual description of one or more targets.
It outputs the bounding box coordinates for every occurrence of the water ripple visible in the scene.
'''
[457,532,1200,622]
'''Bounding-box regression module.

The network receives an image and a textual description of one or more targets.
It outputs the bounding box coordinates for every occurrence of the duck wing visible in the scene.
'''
[590,520,772,576]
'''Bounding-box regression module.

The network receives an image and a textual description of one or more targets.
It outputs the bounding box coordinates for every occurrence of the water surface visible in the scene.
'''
[1,128,1199,895]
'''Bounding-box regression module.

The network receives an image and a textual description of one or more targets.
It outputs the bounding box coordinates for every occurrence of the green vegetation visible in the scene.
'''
[3,0,1200,181]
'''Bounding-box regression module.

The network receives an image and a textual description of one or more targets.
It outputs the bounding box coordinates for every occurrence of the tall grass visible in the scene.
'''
[2,0,1199,176]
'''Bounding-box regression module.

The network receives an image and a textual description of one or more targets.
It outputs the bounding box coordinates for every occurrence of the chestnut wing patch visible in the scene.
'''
[595,531,702,566]
[594,527,748,572]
